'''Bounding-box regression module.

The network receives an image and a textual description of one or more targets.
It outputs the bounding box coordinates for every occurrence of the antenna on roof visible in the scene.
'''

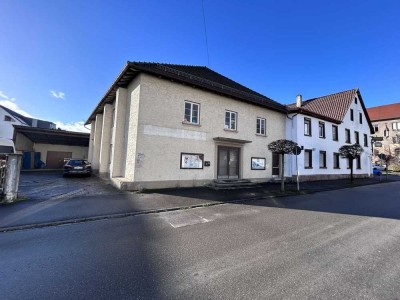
[201,0,210,67]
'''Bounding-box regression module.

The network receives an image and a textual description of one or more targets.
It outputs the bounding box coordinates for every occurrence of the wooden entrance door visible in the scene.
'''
[217,147,240,179]
[272,153,280,176]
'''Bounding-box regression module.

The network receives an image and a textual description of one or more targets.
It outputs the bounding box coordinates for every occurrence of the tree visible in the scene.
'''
[338,143,363,183]
[268,139,298,192]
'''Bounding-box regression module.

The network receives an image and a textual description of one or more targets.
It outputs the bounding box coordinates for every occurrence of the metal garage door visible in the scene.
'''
[46,151,72,169]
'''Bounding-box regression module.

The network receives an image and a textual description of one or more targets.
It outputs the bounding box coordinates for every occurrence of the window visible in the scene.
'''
[256,117,266,135]
[355,97,358,104]
[345,129,351,143]
[304,149,312,168]
[350,109,354,121]
[332,125,338,141]
[384,128,389,137]
[333,153,340,169]
[374,125,379,133]
[304,118,312,136]
[347,158,351,169]
[392,122,400,131]
[4,115,12,122]
[225,111,237,130]
[359,113,363,124]
[393,136,400,144]
[355,131,359,144]
[356,156,361,169]
[319,122,325,138]
[184,101,200,125]
[319,151,326,168]
[364,134,368,147]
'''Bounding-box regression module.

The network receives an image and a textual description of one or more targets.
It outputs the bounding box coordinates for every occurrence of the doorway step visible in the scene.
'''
[209,179,260,190]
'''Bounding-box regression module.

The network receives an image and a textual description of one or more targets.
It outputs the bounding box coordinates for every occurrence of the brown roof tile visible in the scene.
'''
[367,103,400,121]
[287,89,374,134]
[287,89,358,122]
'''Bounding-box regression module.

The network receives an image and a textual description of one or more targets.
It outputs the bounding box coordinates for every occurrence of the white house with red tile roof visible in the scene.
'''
[285,89,374,181]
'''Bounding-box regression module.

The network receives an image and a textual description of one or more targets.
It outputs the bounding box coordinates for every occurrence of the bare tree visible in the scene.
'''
[268,139,298,192]
[338,143,363,183]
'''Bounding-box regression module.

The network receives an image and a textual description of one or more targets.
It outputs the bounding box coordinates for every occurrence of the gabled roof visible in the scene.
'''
[287,89,374,133]
[367,103,400,121]
[13,125,89,147]
[0,105,55,129]
[86,62,286,124]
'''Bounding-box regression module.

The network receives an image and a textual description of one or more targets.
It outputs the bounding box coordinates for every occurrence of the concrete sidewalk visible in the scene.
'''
[1,172,399,232]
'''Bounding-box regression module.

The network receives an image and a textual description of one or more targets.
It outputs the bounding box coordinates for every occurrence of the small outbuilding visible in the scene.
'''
[13,125,89,169]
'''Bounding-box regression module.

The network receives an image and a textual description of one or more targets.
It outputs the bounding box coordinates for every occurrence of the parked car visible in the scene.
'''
[373,163,386,171]
[372,167,382,176]
[63,159,92,177]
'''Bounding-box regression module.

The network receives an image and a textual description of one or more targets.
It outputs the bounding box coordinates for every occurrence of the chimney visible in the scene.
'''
[296,95,302,107]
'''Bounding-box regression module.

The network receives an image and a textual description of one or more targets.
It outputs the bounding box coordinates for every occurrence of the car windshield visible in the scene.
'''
[67,160,88,166]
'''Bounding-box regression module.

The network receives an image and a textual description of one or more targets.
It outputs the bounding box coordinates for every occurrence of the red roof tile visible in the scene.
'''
[367,103,400,121]
[287,89,358,122]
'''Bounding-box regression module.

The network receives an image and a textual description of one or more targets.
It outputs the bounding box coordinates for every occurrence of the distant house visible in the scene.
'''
[367,103,400,164]
[286,89,374,180]
[0,105,56,153]
[86,62,287,190]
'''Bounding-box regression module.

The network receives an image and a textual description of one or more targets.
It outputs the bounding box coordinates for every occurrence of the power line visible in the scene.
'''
[201,0,210,67]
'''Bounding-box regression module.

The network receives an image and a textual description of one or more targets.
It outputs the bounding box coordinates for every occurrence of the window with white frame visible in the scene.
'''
[304,118,312,136]
[364,134,368,147]
[319,122,325,138]
[319,151,326,168]
[392,122,400,131]
[332,125,338,141]
[225,111,237,130]
[184,101,200,124]
[355,131,359,144]
[304,149,312,168]
[345,129,351,143]
[333,153,340,169]
[256,117,266,135]
[356,156,361,169]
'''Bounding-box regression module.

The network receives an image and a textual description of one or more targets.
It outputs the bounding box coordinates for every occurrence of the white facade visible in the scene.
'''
[286,95,372,180]
[0,107,27,150]
[89,73,287,190]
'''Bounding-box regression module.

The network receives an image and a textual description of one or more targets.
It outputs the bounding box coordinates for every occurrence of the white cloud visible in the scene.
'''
[50,90,65,99]
[0,90,16,102]
[54,121,90,133]
[0,99,33,117]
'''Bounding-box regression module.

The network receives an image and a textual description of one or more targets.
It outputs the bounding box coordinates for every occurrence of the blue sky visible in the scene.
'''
[1,0,399,131]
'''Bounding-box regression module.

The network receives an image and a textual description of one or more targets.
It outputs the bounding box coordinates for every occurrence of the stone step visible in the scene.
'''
[209,179,261,190]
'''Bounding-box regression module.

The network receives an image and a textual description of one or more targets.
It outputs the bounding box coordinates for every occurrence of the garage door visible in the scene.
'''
[46,151,72,169]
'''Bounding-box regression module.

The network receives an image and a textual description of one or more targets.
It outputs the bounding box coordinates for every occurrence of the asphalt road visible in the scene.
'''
[2,182,400,299]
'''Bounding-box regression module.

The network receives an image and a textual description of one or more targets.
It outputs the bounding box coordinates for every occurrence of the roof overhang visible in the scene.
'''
[86,62,287,125]
[13,125,90,147]
[213,137,252,144]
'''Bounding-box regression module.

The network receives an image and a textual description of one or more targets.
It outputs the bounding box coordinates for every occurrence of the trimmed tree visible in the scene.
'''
[268,139,298,192]
[338,143,363,183]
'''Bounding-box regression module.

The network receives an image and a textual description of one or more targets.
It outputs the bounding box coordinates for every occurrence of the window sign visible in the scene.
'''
[180,153,204,169]
[251,157,266,170]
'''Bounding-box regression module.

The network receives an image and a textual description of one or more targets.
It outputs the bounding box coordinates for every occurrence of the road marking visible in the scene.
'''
[160,210,210,228]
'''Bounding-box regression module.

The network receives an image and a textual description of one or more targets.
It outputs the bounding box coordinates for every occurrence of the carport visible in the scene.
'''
[13,125,90,169]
